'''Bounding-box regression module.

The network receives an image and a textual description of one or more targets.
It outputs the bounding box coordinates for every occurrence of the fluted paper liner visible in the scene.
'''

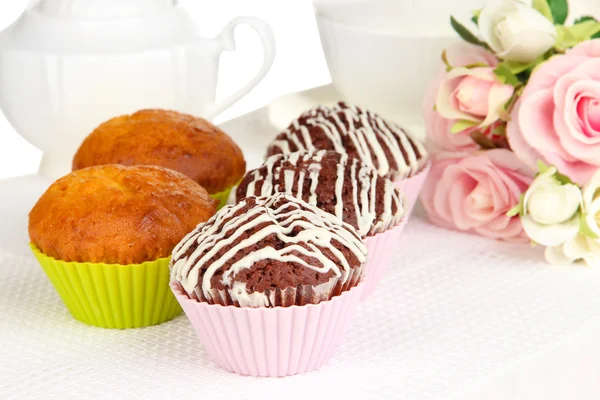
[31,244,181,329]
[395,162,431,217]
[210,186,235,210]
[362,220,407,300]
[172,282,364,377]
[197,263,364,307]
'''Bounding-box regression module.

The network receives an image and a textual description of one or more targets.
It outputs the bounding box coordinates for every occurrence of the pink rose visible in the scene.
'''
[507,39,600,185]
[436,67,515,129]
[420,149,534,242]
[423,43,500,152]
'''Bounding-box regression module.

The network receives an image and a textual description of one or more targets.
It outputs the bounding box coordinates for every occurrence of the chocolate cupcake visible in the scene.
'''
[266,101,429,180]
[234,150,405,236]
[170,193,367,376]
[171,193,366,307]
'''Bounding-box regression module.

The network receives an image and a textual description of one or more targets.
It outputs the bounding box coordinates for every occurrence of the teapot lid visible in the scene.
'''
[0,0,203,54]
[29,0,177,20]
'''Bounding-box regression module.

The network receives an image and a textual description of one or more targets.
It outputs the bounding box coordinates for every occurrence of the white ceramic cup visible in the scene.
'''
[314,0,486,34]
[313,0,486,119]
[315,12,457,119]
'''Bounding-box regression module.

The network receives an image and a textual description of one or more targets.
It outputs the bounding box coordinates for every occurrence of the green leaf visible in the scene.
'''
[498,109,512,122]
[555,26,576,51]
[574,16,595,24]
[471,9,481,25]
[502,61,533,75]
[555,171,575,186]
[507,204,521,217]
[580,214,599,239]
[574,16,600,39]
[532,0,554,22]
[491,124,507,137]
[536,160,550,175]
[503,89,522,115]
[547,0,569,25]
[451,119,478,134]
[555,21,600,51]
[518,193,526,217]
[516,70,533,84]
[535,160,576,185]
[507,193,526,217]
[450,16,486,47]
[494,64,521,86]
[441,49,452,71]
[463,62,490,69]
[571,19,600,38]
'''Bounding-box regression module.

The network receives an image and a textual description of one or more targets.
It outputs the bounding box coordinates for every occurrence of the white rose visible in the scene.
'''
[581,169,600,237]
[545,234,600,268]
[478,0,557,63]
[520,166,582,246]
[543,170,600,268]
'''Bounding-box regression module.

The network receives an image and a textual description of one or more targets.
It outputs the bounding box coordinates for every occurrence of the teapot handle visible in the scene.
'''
[206,17,276,119]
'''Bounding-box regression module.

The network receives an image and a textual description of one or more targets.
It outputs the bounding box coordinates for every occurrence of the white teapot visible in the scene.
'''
[0,0,276,178]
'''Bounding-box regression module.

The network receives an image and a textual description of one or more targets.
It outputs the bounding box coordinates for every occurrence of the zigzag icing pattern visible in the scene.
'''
[170,194,367,305]
[267,102,428,180]
[237,150,404,236]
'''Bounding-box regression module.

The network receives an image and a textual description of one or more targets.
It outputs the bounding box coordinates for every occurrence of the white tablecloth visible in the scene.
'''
[1,108,600,399]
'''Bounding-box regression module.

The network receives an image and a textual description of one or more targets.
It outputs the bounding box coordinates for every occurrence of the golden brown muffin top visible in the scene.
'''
[29,164,217,264]
[72,109,246,194]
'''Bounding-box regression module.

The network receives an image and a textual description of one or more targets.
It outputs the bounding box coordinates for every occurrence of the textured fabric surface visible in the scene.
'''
[3,176,600,398]
[3,110,600,398]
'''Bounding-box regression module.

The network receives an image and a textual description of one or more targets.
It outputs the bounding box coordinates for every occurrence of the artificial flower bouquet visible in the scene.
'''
[422,0,600,266]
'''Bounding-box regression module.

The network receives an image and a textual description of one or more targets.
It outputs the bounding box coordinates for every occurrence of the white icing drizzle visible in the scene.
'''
[269,102,429,180]
[307,163,321,205]
[170,194,367,304]
[237,150,404,236]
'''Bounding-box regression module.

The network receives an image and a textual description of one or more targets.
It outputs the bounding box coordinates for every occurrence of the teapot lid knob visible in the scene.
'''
[28,0,177,19]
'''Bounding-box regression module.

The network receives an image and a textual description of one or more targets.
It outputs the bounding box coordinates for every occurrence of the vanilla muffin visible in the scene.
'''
[28,164,218,329]
[30,164,217,264]
[72,109,246,197]
[266,102,428,180]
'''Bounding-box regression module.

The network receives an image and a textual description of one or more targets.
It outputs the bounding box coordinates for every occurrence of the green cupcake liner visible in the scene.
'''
[31,244,181,329]
[210,186,234,210]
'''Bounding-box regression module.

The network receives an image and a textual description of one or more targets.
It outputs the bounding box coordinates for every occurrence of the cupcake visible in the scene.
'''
[266,101,430,215]
[72,109,246,209]
[170,194,367,376]
[29,164,217,329]
[234,150,406,298]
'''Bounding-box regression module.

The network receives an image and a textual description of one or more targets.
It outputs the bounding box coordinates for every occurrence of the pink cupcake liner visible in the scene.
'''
[395,162,431,217]
[171,282,364,377]
[362,220,407,300]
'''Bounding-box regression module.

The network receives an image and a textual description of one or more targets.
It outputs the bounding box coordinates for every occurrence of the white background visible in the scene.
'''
[3,0,599,180]
[5,2,600,398]
[0,0,330,179]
